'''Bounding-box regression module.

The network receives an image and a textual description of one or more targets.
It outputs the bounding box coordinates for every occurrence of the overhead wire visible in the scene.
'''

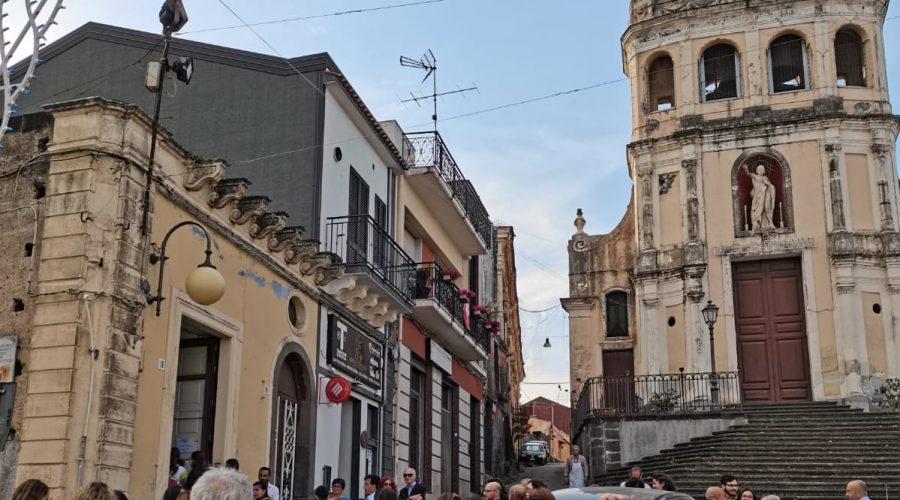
[178,0,448,35]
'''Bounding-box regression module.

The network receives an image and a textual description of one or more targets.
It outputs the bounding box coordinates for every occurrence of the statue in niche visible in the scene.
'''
[744,162,776,231]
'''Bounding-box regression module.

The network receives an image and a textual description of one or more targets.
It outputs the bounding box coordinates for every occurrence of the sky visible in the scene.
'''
[17,0,900,406]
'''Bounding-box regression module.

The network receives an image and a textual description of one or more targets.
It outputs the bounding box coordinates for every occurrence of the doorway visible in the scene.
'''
[733,257,812,402]
[601,349,634,412]
[172,327,220,464]
[440,383,459,494]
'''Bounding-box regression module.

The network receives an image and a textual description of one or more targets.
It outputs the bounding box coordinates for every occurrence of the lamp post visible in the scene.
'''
[147,221,226,316]
[701,300,720,404]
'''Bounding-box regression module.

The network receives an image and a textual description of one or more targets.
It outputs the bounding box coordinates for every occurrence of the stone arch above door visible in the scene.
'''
[269,342,315,500]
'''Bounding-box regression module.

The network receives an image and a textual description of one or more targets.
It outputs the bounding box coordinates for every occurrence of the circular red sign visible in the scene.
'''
[325,376,352,404]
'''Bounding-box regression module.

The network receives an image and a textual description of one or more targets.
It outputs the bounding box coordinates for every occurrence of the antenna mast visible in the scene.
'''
[400,49,476,131]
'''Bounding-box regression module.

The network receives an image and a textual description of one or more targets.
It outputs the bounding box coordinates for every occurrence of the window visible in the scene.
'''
[648,55,675,111]
[700,44,740,101]
[605,291,628,338]
[408,367,425,472]
[769,34,809,93]
[835,29,865,87]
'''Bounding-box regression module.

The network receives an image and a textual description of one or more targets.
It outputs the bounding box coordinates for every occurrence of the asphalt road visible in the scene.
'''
[510,463,567,491]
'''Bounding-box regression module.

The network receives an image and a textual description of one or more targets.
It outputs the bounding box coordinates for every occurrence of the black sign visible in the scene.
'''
[327,315,382,389]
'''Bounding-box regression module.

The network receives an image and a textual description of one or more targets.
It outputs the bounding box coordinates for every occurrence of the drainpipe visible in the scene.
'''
[77,293,99,486]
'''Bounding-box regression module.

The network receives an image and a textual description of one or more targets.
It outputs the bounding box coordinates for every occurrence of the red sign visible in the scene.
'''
[325,376,352,404]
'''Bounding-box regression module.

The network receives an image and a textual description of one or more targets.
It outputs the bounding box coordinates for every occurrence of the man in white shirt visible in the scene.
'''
[259,466,280,500]
[364,474,380,500]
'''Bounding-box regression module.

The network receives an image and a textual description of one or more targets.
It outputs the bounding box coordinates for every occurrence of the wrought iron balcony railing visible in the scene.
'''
[413,262,488,352]
[572,371,743,440]
[405,131,492,248]
[324,215,417,304]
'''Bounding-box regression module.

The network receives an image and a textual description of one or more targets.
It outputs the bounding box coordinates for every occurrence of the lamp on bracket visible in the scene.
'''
[146,221,226,316]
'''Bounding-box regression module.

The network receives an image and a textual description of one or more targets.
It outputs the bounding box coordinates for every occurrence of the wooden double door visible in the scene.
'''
[733,258,812,402]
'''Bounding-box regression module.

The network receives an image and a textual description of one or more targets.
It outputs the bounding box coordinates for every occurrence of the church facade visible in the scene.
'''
[563,0,899,407]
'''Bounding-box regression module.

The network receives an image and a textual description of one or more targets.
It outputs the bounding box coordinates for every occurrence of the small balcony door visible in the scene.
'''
[347,169,369,265]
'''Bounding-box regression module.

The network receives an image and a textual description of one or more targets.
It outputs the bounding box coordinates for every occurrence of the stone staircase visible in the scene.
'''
[594,402,900,500]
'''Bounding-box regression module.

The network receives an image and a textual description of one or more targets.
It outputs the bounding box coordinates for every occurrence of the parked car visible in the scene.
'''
[519,440,549,465]
[552,487,692,500]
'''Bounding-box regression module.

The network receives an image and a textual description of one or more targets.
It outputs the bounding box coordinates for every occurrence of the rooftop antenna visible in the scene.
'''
[400,49,477,131]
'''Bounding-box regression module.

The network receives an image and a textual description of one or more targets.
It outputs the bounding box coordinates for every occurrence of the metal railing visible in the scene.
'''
[324,215,417,304]
[405,131,492,248]
[572,371,742,438]
[414,262,469,329]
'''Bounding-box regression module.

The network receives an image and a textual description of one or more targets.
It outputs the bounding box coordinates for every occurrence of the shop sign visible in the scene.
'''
[0,337,17,383]
[325,376,352,404]
[327,315,382,390]
[428,339,453,374]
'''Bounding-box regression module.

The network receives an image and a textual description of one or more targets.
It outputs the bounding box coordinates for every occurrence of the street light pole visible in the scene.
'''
[702,300,720,405]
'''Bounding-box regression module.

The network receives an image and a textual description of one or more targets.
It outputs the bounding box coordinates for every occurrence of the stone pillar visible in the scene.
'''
[561,298,600,391]
[872,143,895,231]
[833,264,868,406]
[826,144,846,231]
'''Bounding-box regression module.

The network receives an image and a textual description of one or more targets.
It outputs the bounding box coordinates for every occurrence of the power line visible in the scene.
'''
[520,304,560,313]
[178,0,447,35]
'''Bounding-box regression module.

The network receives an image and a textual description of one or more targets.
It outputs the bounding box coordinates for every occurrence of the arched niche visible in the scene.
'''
[731,149,794,238]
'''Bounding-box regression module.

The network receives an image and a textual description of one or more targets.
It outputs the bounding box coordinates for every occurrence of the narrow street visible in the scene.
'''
[510,463,567,491]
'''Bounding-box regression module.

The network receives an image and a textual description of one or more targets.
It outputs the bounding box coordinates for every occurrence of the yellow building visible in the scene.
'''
[0,97,345,499]
[565,0,898,408]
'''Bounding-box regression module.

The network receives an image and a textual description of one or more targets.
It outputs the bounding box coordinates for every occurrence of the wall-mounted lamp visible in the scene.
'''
[543,337,551,348]
[147,221,226,316]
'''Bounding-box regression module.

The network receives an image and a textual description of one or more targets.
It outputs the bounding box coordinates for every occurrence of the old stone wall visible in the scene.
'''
[0,115,52,499]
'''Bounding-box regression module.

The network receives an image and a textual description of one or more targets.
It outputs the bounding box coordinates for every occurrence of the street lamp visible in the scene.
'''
[543,337,552,348]
[701,300,720,404]
[147,221,226,316]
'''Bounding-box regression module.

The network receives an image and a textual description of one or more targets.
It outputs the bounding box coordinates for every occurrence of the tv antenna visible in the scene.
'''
[400,49,477,131]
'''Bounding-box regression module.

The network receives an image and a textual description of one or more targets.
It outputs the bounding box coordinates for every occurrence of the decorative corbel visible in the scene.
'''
[229,196,271,225]
[268,225,305,253]
[249,211,288,240]
[208,178,250,209]
[183,160,225,192]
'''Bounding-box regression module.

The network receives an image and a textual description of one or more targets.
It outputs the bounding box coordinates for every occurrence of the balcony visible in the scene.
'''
[323,215,417,327]
[412,262,489,362]
[405,131,492,255]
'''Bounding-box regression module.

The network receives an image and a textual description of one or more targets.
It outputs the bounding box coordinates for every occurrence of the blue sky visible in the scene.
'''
[29,1,900,405]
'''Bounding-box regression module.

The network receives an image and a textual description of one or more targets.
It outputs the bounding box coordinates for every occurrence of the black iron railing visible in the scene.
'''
[572,371,742,438]
[405,131,492,248]
[324,215,417,304]
[413,262,489,353]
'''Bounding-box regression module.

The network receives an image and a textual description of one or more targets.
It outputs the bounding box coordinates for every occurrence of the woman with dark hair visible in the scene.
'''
[739,489,756,500]
[379,476,398,492]
[168,447,186,488]
[253,481,272,499]
[377,487,400,500]
[11,479,50,500]
[650,474,677,491]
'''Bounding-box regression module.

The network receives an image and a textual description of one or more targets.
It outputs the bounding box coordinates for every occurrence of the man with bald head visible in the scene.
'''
[706,486,727,500]
[846,480,871,500]
[508,484,526,500]
[483,481,503,500]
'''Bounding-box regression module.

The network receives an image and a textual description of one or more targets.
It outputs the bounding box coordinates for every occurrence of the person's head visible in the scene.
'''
[572,445,580,456]
[518,479,531,487]
[192,466,253,500]
[332,478,346,497]
[315,485,330,500]
[403,468,417,487]
[706,487,727,500]
[376,488,400,500]
[527,479,547,491]
[739,489,756,500]
[651,474,676,491]
[114,491,128,500]
[759,496,780,500]
[258,467,272,484]
[509,484,527,500]
[379,476,397,492]
[628,467,642,480]
[225,458,240,470]
[254,481,269,500]
[483,482,502,500]
[11,479,50,500]
[845,480,868,500]
[185,461,210,491]
[74,482,116,500]
[720,475,738,498]
[364,475,381,495]
[527,489,556,500]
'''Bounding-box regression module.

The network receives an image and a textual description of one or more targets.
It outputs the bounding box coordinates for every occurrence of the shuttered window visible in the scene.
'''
[606,291,629,338]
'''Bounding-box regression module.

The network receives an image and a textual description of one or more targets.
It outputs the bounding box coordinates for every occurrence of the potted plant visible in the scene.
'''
[441,268,460,282]
[473,305,486,318]
[458,288,472,302]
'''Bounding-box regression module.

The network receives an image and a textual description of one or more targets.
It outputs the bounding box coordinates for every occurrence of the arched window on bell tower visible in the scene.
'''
[768,34,810,93]
[835,28,866,87]
[647,54,675,112]
[700,43,741,102]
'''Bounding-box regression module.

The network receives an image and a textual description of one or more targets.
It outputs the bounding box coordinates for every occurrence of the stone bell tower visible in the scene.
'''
[566,0,899,406]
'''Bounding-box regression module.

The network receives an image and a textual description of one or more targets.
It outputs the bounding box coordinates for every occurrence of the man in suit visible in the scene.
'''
[399,468,426,500]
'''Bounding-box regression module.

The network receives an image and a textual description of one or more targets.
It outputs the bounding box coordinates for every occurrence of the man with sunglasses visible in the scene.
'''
[399,468,426,500]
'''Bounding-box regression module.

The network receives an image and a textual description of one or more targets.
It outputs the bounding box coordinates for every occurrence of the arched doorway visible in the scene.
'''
[270,345,314,500]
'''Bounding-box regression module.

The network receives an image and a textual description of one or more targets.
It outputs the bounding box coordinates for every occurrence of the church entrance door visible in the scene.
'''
[733,258,811,402]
